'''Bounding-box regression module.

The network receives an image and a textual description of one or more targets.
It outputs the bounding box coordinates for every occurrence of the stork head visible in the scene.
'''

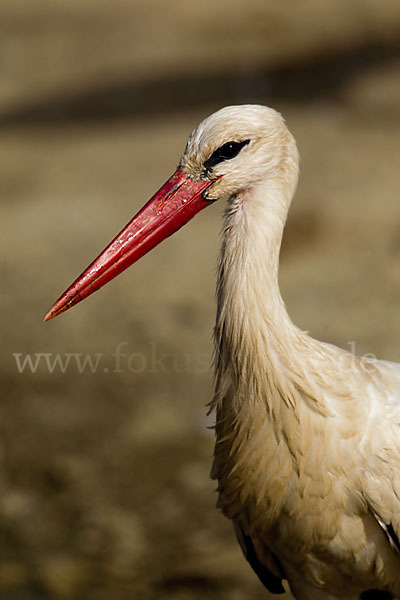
[181,104,297,201]
[44,105,297,321]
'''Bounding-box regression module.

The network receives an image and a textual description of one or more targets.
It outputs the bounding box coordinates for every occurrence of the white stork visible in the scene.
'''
[44,105,400,600]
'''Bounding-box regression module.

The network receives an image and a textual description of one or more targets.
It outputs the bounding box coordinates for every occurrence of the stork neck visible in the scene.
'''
[218,176,294,331]
[214,176,301,407]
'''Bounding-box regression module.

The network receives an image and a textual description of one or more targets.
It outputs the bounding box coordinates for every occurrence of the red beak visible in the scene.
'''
[43,168,215,321]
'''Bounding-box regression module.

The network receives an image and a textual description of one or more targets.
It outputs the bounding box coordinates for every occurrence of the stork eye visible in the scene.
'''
[204,139,250,171]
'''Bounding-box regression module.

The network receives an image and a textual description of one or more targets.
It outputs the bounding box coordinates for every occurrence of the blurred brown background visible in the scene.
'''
[1,1,400,599]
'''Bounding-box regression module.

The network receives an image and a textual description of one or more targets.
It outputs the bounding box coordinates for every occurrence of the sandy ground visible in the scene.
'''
[2,2,400,599]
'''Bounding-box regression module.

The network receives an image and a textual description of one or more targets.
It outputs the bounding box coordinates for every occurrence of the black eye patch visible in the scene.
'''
[204,139,250,172]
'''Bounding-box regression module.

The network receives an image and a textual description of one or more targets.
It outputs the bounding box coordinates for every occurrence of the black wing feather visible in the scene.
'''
[233,524,285,594]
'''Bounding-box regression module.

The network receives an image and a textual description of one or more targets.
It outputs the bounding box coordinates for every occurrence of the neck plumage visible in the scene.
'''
[213,160,316,416]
